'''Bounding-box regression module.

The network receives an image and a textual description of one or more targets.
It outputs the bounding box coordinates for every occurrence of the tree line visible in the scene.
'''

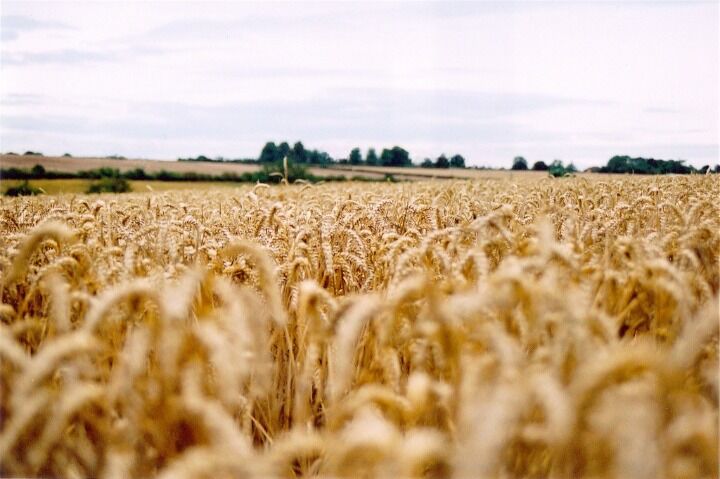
[179,142,467,169]
[511,155,719,176]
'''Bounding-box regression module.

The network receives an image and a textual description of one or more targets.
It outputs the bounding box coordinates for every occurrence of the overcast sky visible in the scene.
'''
[1,1,718,168]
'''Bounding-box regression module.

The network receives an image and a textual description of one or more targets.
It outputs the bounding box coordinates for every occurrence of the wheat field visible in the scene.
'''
[0,175,718,479]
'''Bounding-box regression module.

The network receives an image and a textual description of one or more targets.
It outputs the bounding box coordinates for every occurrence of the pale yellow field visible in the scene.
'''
[0,179,245,195]
[0,175,718,478]
[1,154,544,181]
[0,154,386,180]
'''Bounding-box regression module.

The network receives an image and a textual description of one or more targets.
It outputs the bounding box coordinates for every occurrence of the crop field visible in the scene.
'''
[0,175,718,479]
[0,179,246,195]
[1,154,549,181]
[0,155,388,181]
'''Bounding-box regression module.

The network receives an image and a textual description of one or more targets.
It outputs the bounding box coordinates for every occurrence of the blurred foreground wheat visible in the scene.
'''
[0,176,718,478]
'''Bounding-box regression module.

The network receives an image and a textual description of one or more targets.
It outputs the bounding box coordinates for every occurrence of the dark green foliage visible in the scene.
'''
[349,148,363,165]
[4,180,42,197]
[599,155,695,174]
[532,161,548,171]
[511,156,528,170]
[87,176,132,194]
[259,142,278,163]
[62,153,72,157]
[31,164,46,177]
[434,155,450,169]
[421,158,434,168]
[365,148,379,166]
[291,142,307,164]
[380,147,411,167]
[548,160,574,178]
[450,154,465,168]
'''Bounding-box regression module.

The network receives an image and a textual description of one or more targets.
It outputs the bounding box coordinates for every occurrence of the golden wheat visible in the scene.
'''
[0,175,718,478]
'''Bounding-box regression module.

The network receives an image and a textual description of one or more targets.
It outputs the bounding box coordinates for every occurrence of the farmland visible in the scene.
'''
[1,154,549,182]
[0,175,718,478]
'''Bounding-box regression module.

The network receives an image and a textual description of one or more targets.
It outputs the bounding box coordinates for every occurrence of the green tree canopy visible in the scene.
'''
[435,154,450,169]
[380,146,411,167]
[531,161,548,171]
[450,154,465,168]
[349,148,363,165]
[366,148,378,166]
[511,156,528,170]
[291,141,307,164]
[259,142,278,163]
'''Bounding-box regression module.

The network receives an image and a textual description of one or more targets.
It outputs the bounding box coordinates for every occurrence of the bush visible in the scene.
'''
[86,177,131,194]
[4,180,42,197]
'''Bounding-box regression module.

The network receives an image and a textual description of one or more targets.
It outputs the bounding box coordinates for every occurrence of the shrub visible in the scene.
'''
[86,177,132,194]
[4,180,42,197]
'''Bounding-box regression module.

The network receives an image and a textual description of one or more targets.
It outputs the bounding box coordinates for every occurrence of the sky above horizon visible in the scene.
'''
[1,0,718,168]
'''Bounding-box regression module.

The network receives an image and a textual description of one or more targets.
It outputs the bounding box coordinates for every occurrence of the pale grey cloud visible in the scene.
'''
[2,45,169,66]
[1,15,74,41]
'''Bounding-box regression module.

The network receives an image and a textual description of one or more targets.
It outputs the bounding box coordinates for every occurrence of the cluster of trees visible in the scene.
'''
[513,157,577,177]
[3,151,45,156]
[180,142,468,169]
[511,155,719,176]
[511,156,577,174]
[258,142,334,166]
[597,155,716,175]
[343,146,410,167]
[419,154,466,169]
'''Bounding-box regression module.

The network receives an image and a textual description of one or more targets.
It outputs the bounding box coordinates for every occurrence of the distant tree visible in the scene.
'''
[450,154,465,168]
[511,156,528,170]
[31,164,46,177]
[24,151,42,156]
[306,149,318,164]
[292,142,307,164]
[435,154,450,169]
[317,151,333,166]
[62,153,72,157]
[565,163,577,173]
[349,147,363,165]
[531,161,548,171]
[548,160,568,177]
[380,146,411,167]
[699,165,709,174]
[380,149,392,167]
[365,148,379,166]
[714,165,720,174]
[421,158,434,168]
[259,142,278,163]
[277,142,291,162]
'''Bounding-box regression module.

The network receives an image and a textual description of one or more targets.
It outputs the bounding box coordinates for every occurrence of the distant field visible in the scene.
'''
[1,179,243,195]
[1,154,546,181]
[0,154,391,179]
[326,164,547,179]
